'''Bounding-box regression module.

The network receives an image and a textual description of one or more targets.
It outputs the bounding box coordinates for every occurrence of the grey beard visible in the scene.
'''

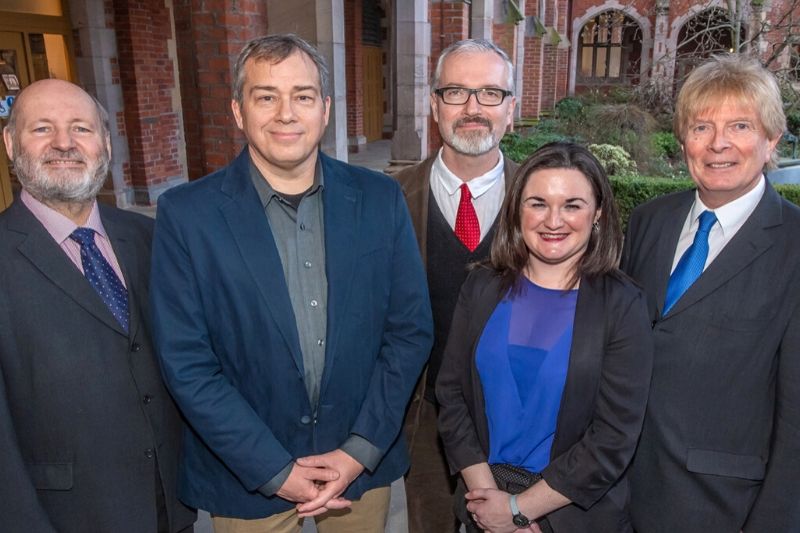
[445,129,498,156]
[14,150,110,204]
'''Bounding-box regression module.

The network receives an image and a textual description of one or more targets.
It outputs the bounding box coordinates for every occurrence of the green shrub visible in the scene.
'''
[611,176,800,230]
[555,97,584,122]
[500,130,571,163]
[589,144,637,176]
[651,131,681,160]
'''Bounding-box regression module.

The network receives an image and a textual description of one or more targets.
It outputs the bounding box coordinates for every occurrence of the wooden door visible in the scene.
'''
[0,31,29,211]
[362,45,383,142]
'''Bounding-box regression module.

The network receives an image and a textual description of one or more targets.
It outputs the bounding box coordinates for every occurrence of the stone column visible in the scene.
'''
[69,0,131,206]
[391,0,430,163]
[471,0,493,39]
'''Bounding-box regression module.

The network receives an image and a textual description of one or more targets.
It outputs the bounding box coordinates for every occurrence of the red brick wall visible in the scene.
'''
[174,0,267,178]
[428,1,470,152]
[113,0,181,202]
[345,0,364,146]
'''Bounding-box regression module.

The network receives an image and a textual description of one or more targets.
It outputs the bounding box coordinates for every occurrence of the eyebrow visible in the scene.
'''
[249,85,320,94]
[524,195,589,204]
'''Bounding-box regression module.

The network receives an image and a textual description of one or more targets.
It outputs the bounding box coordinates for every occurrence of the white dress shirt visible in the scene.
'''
[430,148,506,241]
[670,176,766,273]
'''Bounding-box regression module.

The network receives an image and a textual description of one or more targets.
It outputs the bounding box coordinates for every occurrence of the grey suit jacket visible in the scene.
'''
[621,181,800,532]
[0,199,194,533]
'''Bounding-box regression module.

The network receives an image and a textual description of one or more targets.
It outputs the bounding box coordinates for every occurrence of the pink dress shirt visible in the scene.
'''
[21,190,127,287]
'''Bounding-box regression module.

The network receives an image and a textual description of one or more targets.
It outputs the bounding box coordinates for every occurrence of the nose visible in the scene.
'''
[545,208,563,228]
[50,127,76,151]
[709,127,731,152]
[464,92,482,114]
[275,98,296,122]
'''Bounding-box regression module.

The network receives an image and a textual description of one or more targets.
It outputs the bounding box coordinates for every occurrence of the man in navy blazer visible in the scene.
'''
[150,34,433,531]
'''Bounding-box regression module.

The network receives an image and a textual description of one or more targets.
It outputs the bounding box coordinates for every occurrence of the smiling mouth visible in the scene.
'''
[44,159,85,166]
[706,162,736,168]
[540,233,568,241]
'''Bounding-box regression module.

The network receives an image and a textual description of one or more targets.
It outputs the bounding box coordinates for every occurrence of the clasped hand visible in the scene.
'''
[276,449,365,517]
[466,488,542,533]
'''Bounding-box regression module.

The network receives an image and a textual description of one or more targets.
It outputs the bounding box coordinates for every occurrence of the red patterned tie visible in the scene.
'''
[455,183,480,251]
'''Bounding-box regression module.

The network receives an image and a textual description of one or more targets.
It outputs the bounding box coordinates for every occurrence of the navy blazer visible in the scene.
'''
[436,267,653,532]
[622,181,800,532]
[150,149,433,518]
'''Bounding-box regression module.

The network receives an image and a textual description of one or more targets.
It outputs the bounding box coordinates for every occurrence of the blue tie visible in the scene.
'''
[663,210,717,315]
[70,228,129,333]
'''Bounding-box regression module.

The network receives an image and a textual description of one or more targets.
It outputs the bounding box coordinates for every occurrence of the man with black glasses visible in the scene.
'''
[395,39,518,533]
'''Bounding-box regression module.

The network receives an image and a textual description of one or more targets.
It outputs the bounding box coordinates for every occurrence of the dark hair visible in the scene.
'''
[490,141,623,291]
[232,33,329,104]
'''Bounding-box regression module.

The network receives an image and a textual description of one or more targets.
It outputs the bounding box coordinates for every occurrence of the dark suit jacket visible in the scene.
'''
[394,153,519,266]
[150,149,433,518]
[436,267,653,532]
[0,199,194,533]
[621,181,800,532]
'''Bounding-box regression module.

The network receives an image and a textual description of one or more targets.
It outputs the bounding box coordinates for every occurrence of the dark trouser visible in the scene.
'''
[404,395,459,533]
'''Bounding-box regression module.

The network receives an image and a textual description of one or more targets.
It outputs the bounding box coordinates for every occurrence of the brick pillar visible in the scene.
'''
[174,0,267,178]
[428,0,469,152]
[522,0,544,117]
[345,0,365,152]
[113,0,184,204]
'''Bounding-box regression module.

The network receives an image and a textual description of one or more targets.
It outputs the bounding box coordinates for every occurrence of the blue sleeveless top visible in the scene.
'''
[476,277,577,472]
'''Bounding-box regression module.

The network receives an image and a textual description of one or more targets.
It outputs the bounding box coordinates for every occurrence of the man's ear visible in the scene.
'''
[231,99,244,130]
[3,126,14,161]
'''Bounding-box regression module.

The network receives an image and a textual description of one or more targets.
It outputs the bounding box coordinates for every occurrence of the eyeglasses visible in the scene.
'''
[434,87,513,106]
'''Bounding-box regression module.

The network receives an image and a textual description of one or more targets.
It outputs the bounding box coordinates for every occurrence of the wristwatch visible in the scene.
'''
[509,494,531,527]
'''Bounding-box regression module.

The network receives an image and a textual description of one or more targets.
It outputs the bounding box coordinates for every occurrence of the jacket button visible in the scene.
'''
[131,343,142,352]
[143,395,153,404]
[144,448,154,458]
[300,415,311,425]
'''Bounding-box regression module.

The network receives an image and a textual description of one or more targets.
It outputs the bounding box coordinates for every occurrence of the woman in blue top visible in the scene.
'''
[436,142,654,532]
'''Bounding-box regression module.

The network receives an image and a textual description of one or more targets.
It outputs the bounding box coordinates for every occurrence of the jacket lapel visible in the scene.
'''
[551,276,604,455]
[650,194,693,319]
[319,153,361,389]
[218,149,304,372]
[9,201,128,336]
[665,182,782,318]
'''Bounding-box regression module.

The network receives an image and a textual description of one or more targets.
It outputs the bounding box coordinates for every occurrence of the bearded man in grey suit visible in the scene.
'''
[0,79,194,532]
[622,55,800,532]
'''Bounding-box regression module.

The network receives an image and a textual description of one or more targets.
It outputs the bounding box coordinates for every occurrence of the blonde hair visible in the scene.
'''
[674,54,785,168]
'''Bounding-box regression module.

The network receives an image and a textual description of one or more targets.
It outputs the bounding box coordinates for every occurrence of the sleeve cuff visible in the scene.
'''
[258,461,294,497]
[341,434,382,472]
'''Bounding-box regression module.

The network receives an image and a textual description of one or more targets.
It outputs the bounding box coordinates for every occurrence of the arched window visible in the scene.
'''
[675,8,738,84]
[578,11,642,84]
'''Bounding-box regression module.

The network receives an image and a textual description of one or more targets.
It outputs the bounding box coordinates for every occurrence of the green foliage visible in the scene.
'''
[500,130,571,163]
[589,144,637,176]
[611,176,800,231]
[554,97,584,122]
[651,131,681,160]
[786,111,800,136]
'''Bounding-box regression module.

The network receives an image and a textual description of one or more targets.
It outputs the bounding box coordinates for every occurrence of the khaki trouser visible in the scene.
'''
[212,485,391,533]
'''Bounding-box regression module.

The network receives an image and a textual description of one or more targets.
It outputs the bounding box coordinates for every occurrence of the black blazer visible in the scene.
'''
[436,267,653,532]
[622,181,800,532]
[0,199,194,533]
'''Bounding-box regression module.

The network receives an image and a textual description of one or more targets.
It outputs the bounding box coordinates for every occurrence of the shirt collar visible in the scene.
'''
[249,156,325,208]
[432,148,505,198]
[689,174,765,237]
[21,189,108,244]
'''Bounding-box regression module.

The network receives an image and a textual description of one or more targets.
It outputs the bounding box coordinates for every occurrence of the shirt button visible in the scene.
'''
[143,395,153,404]
[144,448,154,458]
[300,415,311,425]
[304,261,312,269]
[310,300,318,308]
[317,339,324,346]
[300,223,306,231]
